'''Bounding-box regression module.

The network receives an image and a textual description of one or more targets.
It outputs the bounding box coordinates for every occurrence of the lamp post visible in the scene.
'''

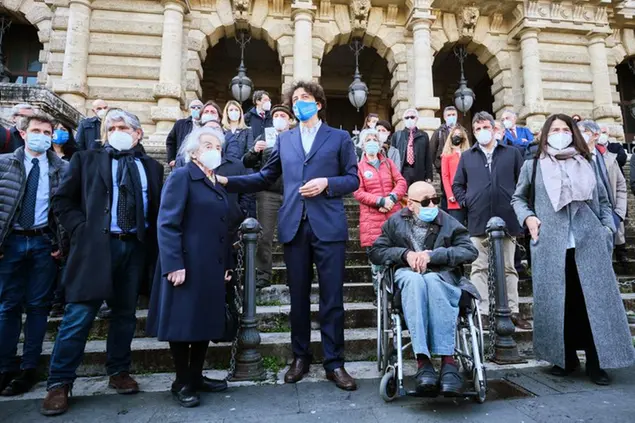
[0,15,12,83]
[229,30,253,103]
[453,46,475,114]
[348,38,368,112]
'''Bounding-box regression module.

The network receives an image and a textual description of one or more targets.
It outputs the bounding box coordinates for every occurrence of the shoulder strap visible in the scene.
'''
[528,157,538,211]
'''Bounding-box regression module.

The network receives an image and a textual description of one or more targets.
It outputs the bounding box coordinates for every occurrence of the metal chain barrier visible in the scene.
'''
[484,236,497,361]
[225,235,245,382]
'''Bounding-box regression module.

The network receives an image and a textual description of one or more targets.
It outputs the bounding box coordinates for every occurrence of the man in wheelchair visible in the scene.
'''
[369,182,478,396]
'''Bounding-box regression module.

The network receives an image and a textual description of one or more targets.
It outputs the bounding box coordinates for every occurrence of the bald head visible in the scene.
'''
[92,99,109,118]
[408,181,435,200]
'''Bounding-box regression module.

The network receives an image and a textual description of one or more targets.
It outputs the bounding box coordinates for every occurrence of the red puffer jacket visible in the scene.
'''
[354,154,408,247]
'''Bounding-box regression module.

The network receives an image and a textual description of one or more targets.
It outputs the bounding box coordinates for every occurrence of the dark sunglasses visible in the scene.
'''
[410,196,441,207]
[404,116,417,120]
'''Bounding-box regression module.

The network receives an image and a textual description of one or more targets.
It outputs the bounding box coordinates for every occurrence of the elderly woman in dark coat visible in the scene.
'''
[147,128,233,408]
[511,114,635,386]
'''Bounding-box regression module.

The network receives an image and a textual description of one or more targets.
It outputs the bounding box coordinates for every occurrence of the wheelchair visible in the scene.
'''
[375,263,487,403]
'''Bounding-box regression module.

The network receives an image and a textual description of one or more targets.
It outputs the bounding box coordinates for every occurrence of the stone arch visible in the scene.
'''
[431,12,518,119]
[609,28,635,142]
[1,0,54,84]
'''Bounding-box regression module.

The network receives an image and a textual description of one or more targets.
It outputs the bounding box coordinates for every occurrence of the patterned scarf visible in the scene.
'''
[540,146,595,212]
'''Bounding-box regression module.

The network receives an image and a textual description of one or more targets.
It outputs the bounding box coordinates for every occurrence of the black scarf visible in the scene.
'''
[105,144,146,242]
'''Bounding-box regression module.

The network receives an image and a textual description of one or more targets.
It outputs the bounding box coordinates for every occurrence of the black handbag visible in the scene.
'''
[220,273,240,342]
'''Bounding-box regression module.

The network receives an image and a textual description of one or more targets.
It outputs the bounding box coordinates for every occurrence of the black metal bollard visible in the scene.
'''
[233,218,266,381]
[485,217,525,364]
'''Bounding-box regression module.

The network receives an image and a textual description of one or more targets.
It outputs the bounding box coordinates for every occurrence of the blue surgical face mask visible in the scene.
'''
[446,115,457,126]
[292,100,319,122]
[418,206,439,223]
[191,109,201,120]
[26,133,52,153]
[364,140,380,155]
[53,129,69,145]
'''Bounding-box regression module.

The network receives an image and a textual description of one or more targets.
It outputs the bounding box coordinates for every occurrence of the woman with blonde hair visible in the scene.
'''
[441,125,470,224]
[221,100,254,161]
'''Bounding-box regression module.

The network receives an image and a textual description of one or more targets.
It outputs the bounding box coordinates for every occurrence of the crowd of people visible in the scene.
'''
[0,82,634,415]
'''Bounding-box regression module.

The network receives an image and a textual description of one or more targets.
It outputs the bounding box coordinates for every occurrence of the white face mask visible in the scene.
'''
[598,133,609,146]
[272,117,288,132]
[96,109,108,119]
[201,114,217,125]
[404,117,417,129]
[476,129,493,146]
[582,133,591,144]
[228,110,241,122]
[367,121,376,129]
[547,132,573,150]
[199,149,222,170]
[503,119,513,129]
[378,132,389,143]
[262,101,271,112]
[108,131,134,151]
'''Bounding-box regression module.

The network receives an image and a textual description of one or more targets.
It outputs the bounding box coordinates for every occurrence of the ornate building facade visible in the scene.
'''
[1,0,635,154]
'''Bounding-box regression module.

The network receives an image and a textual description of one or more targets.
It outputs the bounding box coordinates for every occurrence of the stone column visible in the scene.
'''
[54,0,93,112]
[409,18,439,132]
[291,2,316,82]
[518,28,546,126]
[149,0,188,151]
[587,33,620,121]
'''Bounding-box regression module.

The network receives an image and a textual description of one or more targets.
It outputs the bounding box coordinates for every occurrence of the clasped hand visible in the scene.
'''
[406,250,431,273]
[299,178,328,198]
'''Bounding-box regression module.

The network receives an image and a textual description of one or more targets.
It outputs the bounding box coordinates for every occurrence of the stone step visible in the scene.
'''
[272,239,363,254]
[271,250,369,266]
[271,264,372,284]
[32,327,540,377]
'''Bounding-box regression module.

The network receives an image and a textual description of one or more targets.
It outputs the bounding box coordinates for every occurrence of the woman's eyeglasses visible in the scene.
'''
[409,196,441,207]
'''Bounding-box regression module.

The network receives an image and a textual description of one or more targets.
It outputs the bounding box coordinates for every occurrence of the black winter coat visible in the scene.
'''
[242,134,283,193]
[76,117,102,151]
[166,117,195,163]
[244,107,272,140]
[429,124,451,172]
[0,126,24,153]
[52,149,164,302]
[392,128,434,181]
[452,142,524,237]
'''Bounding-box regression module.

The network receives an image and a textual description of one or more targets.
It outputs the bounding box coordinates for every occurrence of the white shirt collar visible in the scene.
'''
[300,119,322,135]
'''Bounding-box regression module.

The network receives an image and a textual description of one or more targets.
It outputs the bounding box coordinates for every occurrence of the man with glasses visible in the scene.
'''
[391,108,433,186]
[452,111,530,330]
[370,181,478,397]
[166,99,204,167]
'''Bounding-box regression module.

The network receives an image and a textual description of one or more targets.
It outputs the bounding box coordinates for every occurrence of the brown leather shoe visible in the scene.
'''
[326,367,357,391]
[108,372,139,394]
[511,313,532,330]
[284,357,311,383]
[40,385,70,416]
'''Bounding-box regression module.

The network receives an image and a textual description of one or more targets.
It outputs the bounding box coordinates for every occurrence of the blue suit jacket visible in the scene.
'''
[225,123,359,244]
[503,126,534,149]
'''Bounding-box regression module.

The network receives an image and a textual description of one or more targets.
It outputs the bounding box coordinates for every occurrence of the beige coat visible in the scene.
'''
[604,151,627,245]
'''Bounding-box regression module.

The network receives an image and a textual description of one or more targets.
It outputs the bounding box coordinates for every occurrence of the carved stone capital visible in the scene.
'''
[150,105,182,122]
[52,80,89,98]
[153,82,183,100]
[406,7,436,31]
[161,0,190,14]
[592,105,622,121]
[291,0,316,22]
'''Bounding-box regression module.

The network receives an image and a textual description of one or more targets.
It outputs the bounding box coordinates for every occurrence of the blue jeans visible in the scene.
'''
[47,238,145,388]
[0,233,57,372]
[395,269,461,357]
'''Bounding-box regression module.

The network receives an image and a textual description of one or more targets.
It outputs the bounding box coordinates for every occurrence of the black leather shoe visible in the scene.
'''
[195,376,227,393]
[439,363,463,397]
[586,367,610,386]
[171,384,200,408]
[550,356,580,377]
[414,364,438,396]
[325,367,357,391]
[256,279,271,289]
[284,357,311,384]
[1,369,39,396]
[0,371,18,393]
[50,303,64,318]
[97,302,112,319]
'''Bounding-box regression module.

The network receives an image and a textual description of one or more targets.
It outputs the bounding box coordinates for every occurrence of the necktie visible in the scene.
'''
[512,128,517,139]
[406,129,415,166]
[116,161,137,233]
[260,112,265,119]
[18,158,40,229]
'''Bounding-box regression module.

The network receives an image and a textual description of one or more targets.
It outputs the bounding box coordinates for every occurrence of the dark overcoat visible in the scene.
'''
[146,163,231,342]
[52,149,164,302]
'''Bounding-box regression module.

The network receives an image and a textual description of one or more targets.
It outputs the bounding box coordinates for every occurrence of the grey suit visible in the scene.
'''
[511,160,635,369]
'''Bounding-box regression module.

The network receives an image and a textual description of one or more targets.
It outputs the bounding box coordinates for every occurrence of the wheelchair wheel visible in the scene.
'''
[379,368,398,402]
[473,364,487,404]
[381,285,391,372]
[377,286,383,372]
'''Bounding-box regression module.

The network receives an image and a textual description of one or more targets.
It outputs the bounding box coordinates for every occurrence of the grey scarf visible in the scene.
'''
[540,146,595,212]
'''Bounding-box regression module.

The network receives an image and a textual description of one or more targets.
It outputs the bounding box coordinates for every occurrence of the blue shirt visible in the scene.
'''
[110,158,149,233]
[300,120,322,155]
[15,150,49,229]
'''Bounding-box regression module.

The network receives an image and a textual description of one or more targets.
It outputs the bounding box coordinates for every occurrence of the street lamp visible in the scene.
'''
[453,46,475,114]
[0,15,13,83]
[348,38,368,112]
[229,30,253,103]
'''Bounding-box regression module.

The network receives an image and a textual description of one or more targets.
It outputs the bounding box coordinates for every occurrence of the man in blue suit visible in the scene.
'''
[501,110,533,151]
[217,81,359,391]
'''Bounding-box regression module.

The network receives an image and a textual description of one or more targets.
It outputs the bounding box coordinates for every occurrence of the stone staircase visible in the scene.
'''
[33,162,635,377]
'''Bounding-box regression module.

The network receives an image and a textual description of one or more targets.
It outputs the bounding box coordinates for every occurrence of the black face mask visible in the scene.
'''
[451,135,462,146]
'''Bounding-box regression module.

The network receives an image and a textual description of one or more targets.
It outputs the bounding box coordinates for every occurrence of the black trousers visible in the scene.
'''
[564,249,600,369]
[169,341,209,387]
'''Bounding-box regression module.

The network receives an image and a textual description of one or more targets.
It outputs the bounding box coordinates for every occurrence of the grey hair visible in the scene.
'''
[358,128,379,146]
[189,99,203,108]
[502,109,517,117]
[104,110,142,132]
[180,127,226,163]
[11,103,33,117]
[472,111,495,128]
[578,119,600,135]
[403,108,418,118]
